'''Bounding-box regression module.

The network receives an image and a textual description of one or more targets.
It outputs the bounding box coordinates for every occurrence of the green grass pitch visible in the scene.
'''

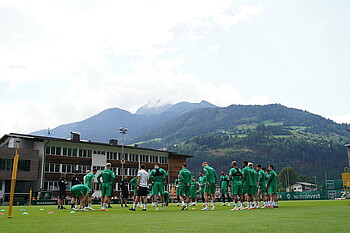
[0,200,349,233]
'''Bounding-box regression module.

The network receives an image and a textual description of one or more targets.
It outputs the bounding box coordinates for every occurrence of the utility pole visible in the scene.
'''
[119,127,127,176]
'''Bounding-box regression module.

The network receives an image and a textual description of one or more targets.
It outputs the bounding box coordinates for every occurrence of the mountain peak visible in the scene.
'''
[135,100,174,115]
[135,100,217,115]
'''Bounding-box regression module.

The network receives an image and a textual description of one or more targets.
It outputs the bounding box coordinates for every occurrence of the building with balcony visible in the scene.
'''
[0,133,192,198]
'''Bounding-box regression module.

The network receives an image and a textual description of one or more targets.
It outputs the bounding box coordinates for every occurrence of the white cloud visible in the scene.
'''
[329,114,350,124]
[0,0,266,136]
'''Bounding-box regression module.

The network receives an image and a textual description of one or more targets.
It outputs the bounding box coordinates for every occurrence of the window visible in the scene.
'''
[72,148,77,157]
[43,181,58,191]
[45,146,61,155]
[0,159,12,171]
[111,167,118,175]
[149,156,158,163]
[159,157,168,164]
[120,168,128,176]
[129,168,138,176]
[107,152,118,160]
[94,182,101,191]
[44,163,60,173]
[67,148,72,156]
[78,149,90,158]
[78,165,91,173]
[87,150,92,158]
[140,155,149,162]
[62,164,76,173]
[18,160,31,171]
[93,166,104,171]
[129,154,138,162]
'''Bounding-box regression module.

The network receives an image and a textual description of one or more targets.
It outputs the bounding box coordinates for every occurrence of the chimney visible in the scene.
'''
[109,139,118,146]
[70,132,80,142]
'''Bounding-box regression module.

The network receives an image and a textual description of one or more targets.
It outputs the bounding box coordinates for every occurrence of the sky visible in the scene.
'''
[0,0,349,136]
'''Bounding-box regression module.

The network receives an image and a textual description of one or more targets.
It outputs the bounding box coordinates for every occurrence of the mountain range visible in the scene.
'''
[31,101,350,181]
[32,100,217,143]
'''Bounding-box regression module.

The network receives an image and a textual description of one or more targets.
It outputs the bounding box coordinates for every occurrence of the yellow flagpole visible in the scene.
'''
[8,146,19,219]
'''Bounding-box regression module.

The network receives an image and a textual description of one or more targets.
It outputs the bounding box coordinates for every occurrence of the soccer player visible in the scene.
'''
[220,170,231,206]
[190,176,198,206]
[256,164,266,208]
[70,184,91,211]
[265,168,271,206]
[120,175,129,208]
[229,161,243,211]
[129,164,149,211]
[249,163,258,209]
[164,191,170,206]
[202,162,217,211]
[148,164,168,210]
[70,170,82,209]
[198,171,206,205]
[241,161,254,209]
[266,165,279,208]
[57,173,68,209]
[84,169,97,210]
[179,163,192,210]
[174,174,181,206]
[129,175,139,206]
[97,163,115,211]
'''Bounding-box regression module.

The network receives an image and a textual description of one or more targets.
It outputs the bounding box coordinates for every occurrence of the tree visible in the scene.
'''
[278,167,298,190]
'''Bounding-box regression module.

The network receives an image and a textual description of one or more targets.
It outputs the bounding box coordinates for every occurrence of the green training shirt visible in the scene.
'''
[220,175,229,187]
[203,166,217,183]
[97,169,115,184]
[229,168,242,184]
[84,172,95,187]
[149,168,168,183]
[267,170,277,187]
[250,168,258,187]
[130,176,138,187]
[258,170,266,184]
[179,168,192,185]
[242,166,253,186]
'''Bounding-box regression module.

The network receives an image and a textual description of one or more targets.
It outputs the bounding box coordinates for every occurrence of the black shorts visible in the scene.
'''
[59,189,66,199]
[122,190,129,198]
[138,187,148,197]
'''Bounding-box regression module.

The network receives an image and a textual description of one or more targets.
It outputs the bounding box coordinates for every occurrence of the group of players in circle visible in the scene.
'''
[57,161,279,211]
[173,161,279,211]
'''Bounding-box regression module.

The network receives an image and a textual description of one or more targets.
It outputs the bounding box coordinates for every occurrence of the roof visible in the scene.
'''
[292,182,316,186]
[0,133,193,158]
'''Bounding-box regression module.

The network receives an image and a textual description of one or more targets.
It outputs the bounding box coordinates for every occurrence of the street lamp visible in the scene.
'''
[119,127,127,176]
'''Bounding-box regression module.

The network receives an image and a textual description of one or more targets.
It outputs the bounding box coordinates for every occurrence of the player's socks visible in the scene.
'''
[161,203,165,210]
[249,202,252,208]
[182,201,185,206]
[133,202,137,209]
[143,204,147,210]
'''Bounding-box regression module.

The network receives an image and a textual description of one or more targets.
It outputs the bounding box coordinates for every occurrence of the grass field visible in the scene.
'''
[1,200,349,233]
